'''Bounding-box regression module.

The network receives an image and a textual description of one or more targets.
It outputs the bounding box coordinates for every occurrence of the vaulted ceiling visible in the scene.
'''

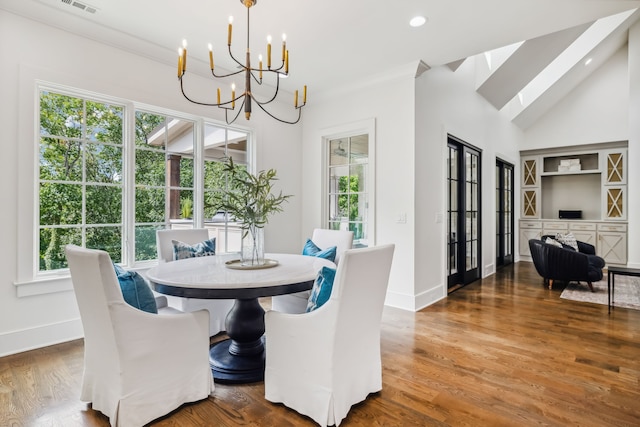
[2,0,639,129]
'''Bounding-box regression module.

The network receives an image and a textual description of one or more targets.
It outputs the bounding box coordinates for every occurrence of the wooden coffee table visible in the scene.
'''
[607,266,640,313]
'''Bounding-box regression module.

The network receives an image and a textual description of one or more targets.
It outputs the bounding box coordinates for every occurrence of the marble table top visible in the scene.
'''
[147,253,334,299]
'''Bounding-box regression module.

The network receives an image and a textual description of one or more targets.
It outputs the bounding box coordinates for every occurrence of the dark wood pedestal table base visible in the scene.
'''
[210,298,267,382]
[146,253,334,383]
[607,266,640,313]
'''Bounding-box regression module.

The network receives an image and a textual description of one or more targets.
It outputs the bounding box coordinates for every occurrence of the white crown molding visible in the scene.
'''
[312,60,431,103]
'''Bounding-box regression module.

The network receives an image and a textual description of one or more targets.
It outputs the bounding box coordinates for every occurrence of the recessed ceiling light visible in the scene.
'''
[585,57,593,66]
[410,16,427,27]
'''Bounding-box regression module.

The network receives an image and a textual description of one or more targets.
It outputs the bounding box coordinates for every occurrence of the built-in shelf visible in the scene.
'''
[542,152,599,174]
[540,170,601,177]
[541,174,601,220]
[519,141,628,265]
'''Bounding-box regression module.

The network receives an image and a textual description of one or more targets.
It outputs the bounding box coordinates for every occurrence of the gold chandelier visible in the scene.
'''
[177,0,307,125]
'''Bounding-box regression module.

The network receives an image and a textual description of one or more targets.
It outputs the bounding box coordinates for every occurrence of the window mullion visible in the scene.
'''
[81,99,87,248]
[123,103,136,266]
[193,119,204,229]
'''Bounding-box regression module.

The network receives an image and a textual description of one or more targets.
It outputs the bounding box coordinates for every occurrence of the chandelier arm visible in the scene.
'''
[247,68,284,85]
[251,93,301,125]
[225,98,246,124]
[180,76,240,108]
[212,68,244,79]
[179,76,221,107]
[227,45,247,70]
[250,71,281,105]
[249,69,262,85]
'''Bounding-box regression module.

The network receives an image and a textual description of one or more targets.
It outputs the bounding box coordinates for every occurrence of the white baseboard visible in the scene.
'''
[414,286,446,311]
[385,285,445,312]
[384,290,415,311]
[0,318,83,357]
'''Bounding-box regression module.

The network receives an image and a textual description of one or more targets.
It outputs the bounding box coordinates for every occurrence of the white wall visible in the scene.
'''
[415,59,523,308]
[300,66,417,310]
[301,58,523,312]
[523,46,629,149]
[0,10,303,356]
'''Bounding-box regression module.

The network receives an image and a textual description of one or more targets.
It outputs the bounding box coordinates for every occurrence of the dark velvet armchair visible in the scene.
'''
[528,238,605,291]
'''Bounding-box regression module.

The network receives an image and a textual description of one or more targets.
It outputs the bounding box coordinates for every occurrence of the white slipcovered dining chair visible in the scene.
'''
[271,228,354,313]
[156,228,234,336]
[64,244,213,427]
[264,244,395,427]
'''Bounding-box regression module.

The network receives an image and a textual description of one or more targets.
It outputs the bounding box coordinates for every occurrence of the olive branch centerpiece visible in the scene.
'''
[217,157,292,266]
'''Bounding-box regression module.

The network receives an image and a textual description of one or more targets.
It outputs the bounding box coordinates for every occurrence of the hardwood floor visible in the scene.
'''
[1,261,639,426]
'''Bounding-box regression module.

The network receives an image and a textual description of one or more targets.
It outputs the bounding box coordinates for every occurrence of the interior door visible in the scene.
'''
[447,136,481,290]
[496,159,514,267]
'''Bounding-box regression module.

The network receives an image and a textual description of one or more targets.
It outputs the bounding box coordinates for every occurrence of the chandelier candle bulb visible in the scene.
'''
[181,40,187,72]
[267,36,272,68]
[303,85,307,104]
[177,50,182,77]
[285,50,289,74]
[259,54,263,79]
[217,88,221,104]
[294,90,298,108]
[208,44,214,69]
[228,16,233,45]
[231,83,235,109]
[282,33,286,61]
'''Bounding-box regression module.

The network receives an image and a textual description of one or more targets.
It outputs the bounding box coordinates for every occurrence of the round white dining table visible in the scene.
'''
[146,253,334,383]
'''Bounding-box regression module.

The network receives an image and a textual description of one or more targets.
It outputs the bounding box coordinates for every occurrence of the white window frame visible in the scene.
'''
[321,118,376,246]
[15,82,253,296]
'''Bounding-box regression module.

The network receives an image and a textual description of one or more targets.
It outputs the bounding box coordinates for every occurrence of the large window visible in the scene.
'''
[39,92,125,270]
[37,88,250,273]
[327,134,369,247]
[133,113,196,262]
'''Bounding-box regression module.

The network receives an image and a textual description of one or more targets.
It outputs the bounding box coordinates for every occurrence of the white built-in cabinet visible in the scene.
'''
[601,149,627,220]
[519,220,542,257]
[596,222,627,265]
[521,156,540,219]
[519,219,627,265]
[519,143,628,265]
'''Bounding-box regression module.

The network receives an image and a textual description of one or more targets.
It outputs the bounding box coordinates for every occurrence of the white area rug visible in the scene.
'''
[560,275,640,310]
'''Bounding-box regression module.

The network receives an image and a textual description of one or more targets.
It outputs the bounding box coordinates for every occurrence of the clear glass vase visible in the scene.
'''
[241,226,265,266]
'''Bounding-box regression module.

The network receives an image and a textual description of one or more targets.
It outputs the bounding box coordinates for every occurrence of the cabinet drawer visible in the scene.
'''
[569,222,596,231]
[597,223,627,232]
[520,221,542,229]
[542,222,568,230]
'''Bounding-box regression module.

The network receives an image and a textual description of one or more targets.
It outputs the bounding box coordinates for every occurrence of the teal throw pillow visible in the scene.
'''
[172,237,216,261]
[302,238,337,263]
[306,266,337,312]
[113,264,158,314]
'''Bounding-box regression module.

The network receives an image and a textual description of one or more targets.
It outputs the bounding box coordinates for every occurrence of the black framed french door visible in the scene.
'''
[496,159,514,268]
[447,136,481,290]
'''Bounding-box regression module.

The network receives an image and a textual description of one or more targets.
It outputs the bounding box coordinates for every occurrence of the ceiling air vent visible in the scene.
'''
[59,0,98,14]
